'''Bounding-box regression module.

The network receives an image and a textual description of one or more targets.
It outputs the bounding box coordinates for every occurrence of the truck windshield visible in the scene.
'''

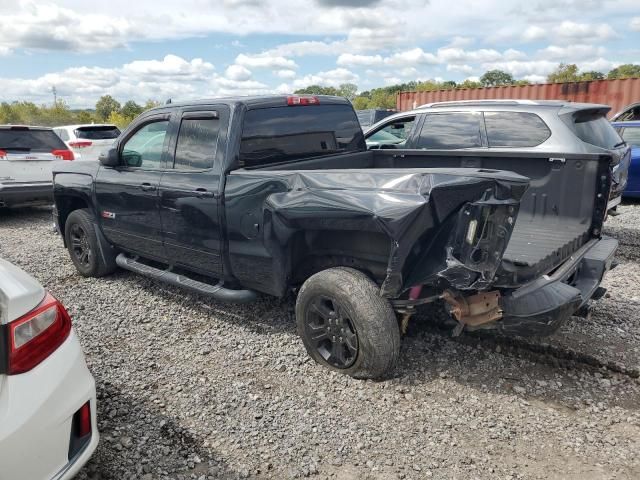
[239,104,365,168]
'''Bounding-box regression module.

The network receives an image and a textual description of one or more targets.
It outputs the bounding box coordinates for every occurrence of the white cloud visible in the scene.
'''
[446,64,474,74]
[0,54,268,107]
[445,36,474,48]
[275,69,297,79]
[224,64,252,81]
[522,74,547,83]
[631,17,640,31]
[292,68,359,88]
[556,21,616,41]
[267,40,342,57]
[123,55,214,81]
[235,53,297,70]
[522,25,546,42]
[437,47,503,64]
[537,44,606,61]
[385,48,439,66]
[337,53,384,67]
[577,58,620,73]
[521,21,616,43]
[0,2,134,53]
[481,60,558,77]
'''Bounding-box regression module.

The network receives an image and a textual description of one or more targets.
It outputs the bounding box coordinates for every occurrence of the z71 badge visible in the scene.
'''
[101,211,116,219]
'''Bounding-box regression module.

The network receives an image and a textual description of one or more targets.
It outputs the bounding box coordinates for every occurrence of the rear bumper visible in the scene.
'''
[0,181,53,207]
[498,236,617,336]
[0,330,98,480]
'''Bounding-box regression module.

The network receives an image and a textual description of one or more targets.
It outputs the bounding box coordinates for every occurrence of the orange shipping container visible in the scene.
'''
[396,78,640,117]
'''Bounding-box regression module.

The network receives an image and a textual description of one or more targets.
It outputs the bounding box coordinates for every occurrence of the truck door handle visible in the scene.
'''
[140,182,156,192]
[194,188,216,198]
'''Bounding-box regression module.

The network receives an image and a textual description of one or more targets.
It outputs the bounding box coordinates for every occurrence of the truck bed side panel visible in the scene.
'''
[224,165,528,298]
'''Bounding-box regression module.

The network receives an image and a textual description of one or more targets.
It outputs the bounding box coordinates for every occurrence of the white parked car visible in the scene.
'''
[0,259,98,479]
[0,125,74,208]
[54,124,121,162]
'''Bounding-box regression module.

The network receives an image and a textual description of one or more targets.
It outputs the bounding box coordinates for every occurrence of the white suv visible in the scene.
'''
[54,124,121,161]
[0,259,98,479]
[0,125,74,208]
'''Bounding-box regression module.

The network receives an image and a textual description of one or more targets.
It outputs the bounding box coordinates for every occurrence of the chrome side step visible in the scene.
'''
[115,254,257,304]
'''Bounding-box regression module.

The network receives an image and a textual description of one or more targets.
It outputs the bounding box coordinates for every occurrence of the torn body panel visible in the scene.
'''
[224,168,528,298]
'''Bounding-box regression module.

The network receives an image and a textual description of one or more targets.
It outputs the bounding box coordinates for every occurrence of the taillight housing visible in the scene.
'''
[68,141,92,149]
[52,149,75,161]
[0,149,6,159]
[7,292,72,375]
[287,95,320,106]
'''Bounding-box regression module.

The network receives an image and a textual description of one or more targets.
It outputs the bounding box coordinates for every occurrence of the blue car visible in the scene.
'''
[612,121,640,197]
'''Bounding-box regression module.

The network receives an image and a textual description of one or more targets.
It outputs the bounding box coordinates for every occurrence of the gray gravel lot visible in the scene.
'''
[1,204,640,479]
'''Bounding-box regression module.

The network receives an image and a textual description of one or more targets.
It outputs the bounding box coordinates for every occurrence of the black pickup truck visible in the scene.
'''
[53,95,617,378]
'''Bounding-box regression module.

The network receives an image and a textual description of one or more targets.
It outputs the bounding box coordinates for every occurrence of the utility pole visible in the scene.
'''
[52,85,57,106]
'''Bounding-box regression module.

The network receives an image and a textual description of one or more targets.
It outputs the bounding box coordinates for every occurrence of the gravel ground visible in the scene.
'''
[1,204,640,480]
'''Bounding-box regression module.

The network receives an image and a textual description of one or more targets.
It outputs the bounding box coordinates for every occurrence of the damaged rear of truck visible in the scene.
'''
[53,95,618,378]
[222,98,617,379]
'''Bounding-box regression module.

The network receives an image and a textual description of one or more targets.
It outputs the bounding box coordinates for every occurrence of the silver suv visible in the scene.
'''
[364,100,630,211]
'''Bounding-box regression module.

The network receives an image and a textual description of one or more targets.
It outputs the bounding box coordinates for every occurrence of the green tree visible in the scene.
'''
[0,102,25,124]
[352,96,371,110]
[547,63,580,83]
[143,99,161,111]
[294,85,339,95]
[480,69,515,87]
[107,110,132,129]
[121,100,143,119]
[580,71,605,81]
[607,64,640,79]
[76,111,95,124]
[441,80,457,89]
[457,79,483,89]
[95,95,121,121]
[337,83,358,100]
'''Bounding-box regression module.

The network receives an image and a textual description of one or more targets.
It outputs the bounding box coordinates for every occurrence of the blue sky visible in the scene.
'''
[1,0,639,107]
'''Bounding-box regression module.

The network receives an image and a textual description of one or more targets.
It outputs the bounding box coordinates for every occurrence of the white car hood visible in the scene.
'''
[0,259,45,324]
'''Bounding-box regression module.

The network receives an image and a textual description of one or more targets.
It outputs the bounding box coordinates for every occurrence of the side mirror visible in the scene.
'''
[99,148,120,167]
[121,149,142,168]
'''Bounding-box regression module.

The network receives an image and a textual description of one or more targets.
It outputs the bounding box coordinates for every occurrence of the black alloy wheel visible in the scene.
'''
[304,295,359,369]
[69,223,92,268]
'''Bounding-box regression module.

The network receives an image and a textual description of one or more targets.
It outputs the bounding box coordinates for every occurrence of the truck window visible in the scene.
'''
[121,120,168,169]
[173,118,220,170]
[416,112,482,149]
[239,104,365,168]
[484,112,551,147]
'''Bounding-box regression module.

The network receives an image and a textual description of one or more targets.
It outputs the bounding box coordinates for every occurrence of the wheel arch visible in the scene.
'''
[286,228,392,289]
[55,194,93,247]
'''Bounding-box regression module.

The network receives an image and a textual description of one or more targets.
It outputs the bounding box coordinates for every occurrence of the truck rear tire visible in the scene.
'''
[65,209,117,277]
[296,267,400,379]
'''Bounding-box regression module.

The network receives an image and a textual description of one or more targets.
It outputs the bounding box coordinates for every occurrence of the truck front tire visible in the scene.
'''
[65,209,117,277]
[296,267,400,379]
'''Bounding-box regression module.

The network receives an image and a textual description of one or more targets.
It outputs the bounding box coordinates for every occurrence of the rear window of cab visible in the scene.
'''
[239,104,365,168]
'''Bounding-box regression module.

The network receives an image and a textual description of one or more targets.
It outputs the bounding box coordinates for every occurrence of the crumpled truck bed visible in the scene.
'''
[224,167,529,298]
